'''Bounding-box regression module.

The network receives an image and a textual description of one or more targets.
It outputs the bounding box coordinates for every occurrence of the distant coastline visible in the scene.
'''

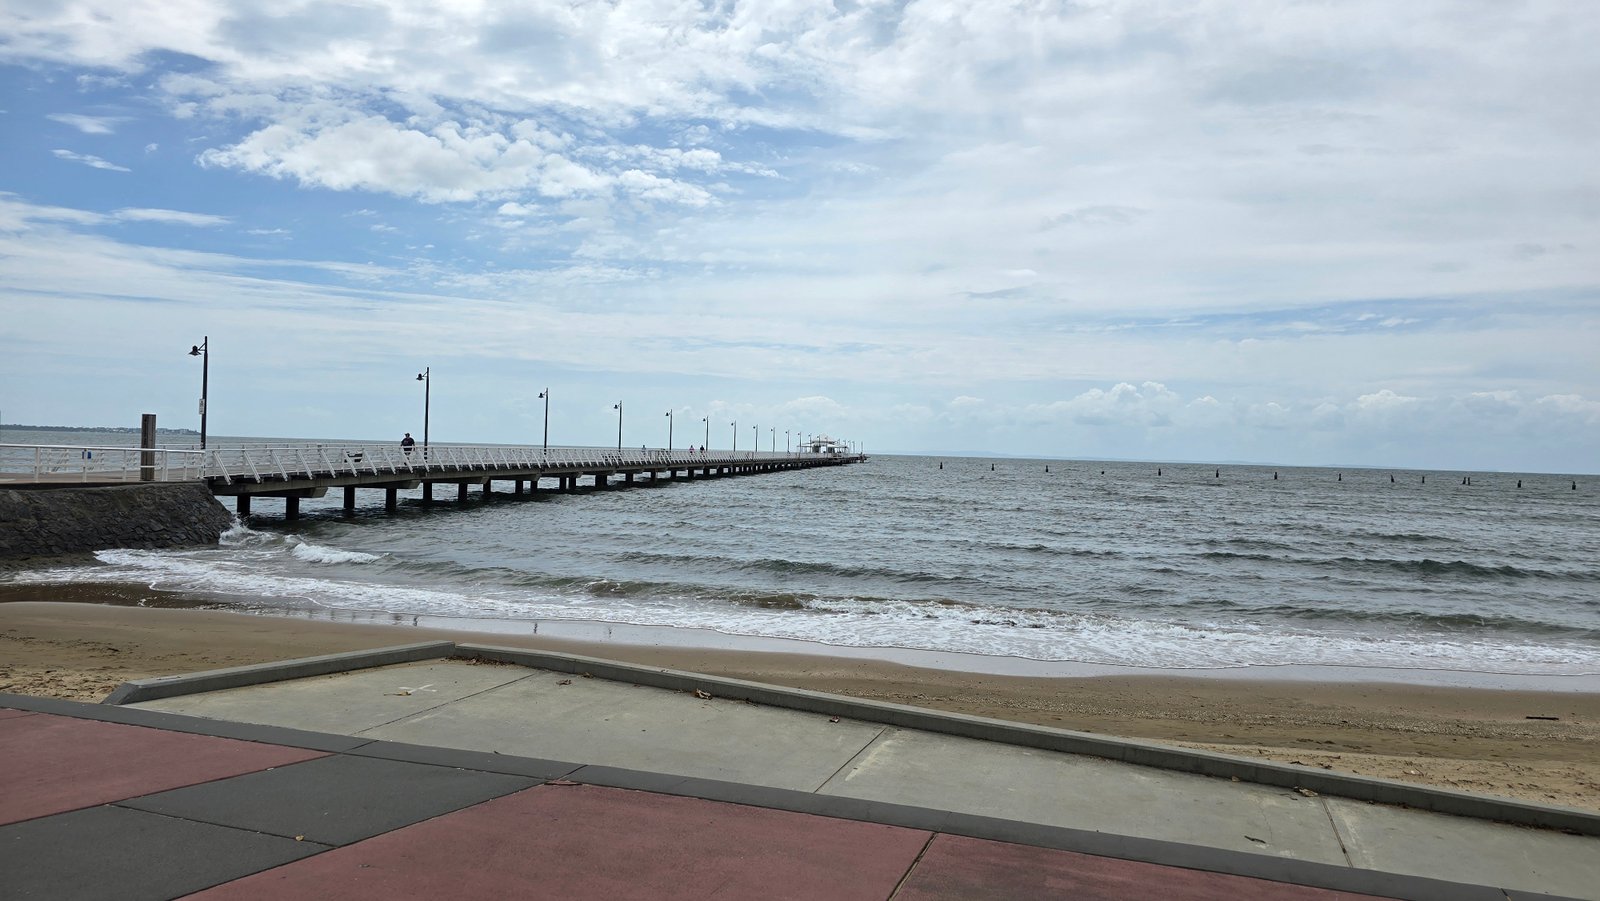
[0,424,199,435]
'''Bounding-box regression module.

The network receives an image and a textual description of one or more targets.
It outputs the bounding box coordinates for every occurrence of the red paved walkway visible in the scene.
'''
[193,783,1390,901]
[0,712,325,826]
[0,702,1411,900]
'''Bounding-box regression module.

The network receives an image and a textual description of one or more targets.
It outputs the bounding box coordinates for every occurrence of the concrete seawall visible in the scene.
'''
[0,483,234,559]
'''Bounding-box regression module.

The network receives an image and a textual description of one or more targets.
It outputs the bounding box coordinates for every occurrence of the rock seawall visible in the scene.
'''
[0,483,234,559]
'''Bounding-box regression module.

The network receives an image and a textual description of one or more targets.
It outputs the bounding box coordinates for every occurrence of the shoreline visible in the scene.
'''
[5,579,1595,692]
[2,596,1596,812]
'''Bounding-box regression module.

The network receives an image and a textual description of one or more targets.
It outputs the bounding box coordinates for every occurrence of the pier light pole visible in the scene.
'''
[415,368,430,458]
[752,424,757,457]
[187,337,209,449]
[613,401,623,453]
[537,388,549,453]
[702,416,709,450]
[770,428,775,453]
[665,409,673,450]
[731,420,737,454]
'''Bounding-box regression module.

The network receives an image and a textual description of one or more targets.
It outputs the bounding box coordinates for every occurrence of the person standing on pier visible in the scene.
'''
[401,433,416,456]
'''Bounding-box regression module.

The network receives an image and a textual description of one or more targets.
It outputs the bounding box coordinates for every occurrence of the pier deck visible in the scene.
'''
[1,443,864,520]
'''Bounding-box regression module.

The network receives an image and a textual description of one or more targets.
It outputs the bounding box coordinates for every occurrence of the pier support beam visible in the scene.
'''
[284,497,300,521]
[458,482,469,503]
[385,488,397,512]
[236,495,251,516]
[423,482,434,505]
[343,485,356,514]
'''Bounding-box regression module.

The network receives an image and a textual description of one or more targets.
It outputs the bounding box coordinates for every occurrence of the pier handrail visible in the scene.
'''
[1,441,857,487]
[0,443,205,484]
[194,443,817,485]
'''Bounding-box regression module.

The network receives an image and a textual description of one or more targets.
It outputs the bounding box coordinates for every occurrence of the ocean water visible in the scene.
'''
[6,429,1599,681]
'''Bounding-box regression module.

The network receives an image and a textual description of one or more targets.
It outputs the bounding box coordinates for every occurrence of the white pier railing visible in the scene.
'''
[0,444,205,484]
[1,442,846,486]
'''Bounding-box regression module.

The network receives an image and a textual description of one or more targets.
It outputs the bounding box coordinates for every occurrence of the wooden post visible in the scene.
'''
[285,496,300,520]
[343,485,356,514]
[139,413,156,481]
[385,487,397,512]
[236,495,251,516]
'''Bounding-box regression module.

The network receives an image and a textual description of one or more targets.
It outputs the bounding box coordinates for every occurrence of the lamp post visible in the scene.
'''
[785,430,790,454]
[770,428,775,453]
[537,388,549,453]
[664,409,673,450]
[752,424,758,457]
[613,401,623,453]
[188,337,209,449]
[731,420,737,454]
[702,416,709,450]
[415,367,430,458]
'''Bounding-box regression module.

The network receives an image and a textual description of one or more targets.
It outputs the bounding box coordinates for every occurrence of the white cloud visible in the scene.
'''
[112,207,230,227]
[47,113,127,134]
[1534,393,1600,423]
[3,5,1598,469]
[51,149,129,171]
[1030,382,1183,428]
[1352,388,1423,414]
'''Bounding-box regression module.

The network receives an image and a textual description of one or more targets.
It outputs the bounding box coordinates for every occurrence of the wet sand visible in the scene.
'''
[2,597,1596,811]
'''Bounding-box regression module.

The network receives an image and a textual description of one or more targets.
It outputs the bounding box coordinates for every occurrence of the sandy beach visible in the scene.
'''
[2,596,1596,812]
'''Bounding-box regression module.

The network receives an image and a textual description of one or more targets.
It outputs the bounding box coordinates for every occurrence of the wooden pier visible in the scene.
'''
[2,442,864,521]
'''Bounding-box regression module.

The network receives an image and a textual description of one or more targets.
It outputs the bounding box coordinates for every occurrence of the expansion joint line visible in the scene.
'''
[811,725,890,793]
[353,670,540,735]
[1317,796,1355,868]
[886,832,938,900]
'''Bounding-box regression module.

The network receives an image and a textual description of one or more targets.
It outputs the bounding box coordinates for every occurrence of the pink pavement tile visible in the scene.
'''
[191,783,931,901]
[896,834,1395,901]
[0,714,328,825]
[0,708,37,721]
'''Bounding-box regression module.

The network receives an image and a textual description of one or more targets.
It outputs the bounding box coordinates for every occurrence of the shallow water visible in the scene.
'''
[7,430,1598,679]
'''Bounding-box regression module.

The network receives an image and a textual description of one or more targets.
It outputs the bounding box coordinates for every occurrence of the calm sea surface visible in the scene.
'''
[6,429,1599,679]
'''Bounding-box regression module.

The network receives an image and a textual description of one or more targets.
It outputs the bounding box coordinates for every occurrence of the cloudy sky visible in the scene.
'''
[1,1,1596,471]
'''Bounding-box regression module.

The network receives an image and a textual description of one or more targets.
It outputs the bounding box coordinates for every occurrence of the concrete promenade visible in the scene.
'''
[3,645,1596,899]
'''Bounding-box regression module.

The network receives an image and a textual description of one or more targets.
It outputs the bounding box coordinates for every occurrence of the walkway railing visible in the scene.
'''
[0,444,205,484]
[1,442,849,486]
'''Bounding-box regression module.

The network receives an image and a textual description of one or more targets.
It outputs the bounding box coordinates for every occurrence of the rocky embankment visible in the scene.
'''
[0,483,233,558]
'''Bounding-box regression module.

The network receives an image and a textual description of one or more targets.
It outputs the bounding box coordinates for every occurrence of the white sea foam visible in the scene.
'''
[285,537,382,565]
[8,539,1598,677]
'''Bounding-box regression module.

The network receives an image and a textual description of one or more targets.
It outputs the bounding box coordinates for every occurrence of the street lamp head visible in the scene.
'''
[538,391,546,399]
[189,345,202,356]
[416,372,425,381]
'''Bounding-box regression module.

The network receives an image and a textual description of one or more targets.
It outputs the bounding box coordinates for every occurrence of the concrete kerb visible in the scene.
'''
[98,640,1600,838]
[102,641,457,705]
[454,642,1600,838]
